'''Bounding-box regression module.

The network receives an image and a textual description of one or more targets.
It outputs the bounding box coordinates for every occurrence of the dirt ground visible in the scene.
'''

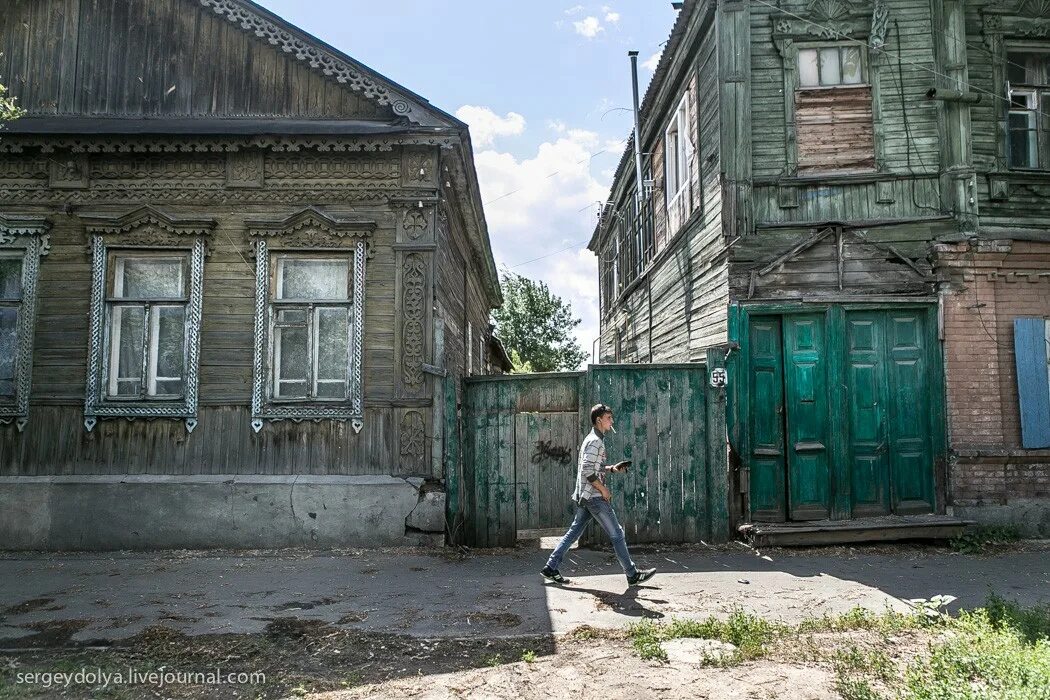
[1,618,944,700]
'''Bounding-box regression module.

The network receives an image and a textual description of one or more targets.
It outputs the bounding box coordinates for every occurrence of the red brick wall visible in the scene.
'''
[935,240,1050,506]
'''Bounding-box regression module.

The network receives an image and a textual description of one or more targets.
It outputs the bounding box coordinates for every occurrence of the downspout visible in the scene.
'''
[628,51,645,210]
[629,51,651,362]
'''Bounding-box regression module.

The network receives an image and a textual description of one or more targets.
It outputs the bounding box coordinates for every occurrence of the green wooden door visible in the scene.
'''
[846,312,892,517]
[885,311,936,514]
[783,315,831,520]
[748,317,787,522]
[513,411,579,535]
[747,306,936,523]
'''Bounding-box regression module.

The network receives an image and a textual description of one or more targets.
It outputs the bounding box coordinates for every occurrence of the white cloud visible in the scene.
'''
[474,128,614,367]
[546,119,568,133]
[564,4,585,14]
[454,105,526,148]
[642,50,662,72]
[573,16,604,38]
[604,11,620,23]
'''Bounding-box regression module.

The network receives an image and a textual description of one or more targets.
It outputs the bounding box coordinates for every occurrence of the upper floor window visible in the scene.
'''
[664,94,692,207]
[0,217,48,433]
[81,206,213,433]
[793,43,874,174]
[798,46,864,87]
[1006,50,1050,169]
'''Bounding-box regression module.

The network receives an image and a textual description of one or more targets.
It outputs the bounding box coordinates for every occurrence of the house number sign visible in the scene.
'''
[710,368,728,389]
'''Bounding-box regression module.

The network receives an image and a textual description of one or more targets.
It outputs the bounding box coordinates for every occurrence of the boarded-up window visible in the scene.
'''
[795,45,874,174]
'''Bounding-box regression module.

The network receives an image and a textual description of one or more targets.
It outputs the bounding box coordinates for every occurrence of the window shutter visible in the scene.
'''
[1014,317,1050,449]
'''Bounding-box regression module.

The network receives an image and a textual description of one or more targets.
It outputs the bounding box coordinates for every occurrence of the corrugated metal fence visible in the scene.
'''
[448,354,729,547]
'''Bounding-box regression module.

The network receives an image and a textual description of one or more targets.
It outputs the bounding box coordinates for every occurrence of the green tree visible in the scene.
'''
[492,270,588,373]
[1,61,25,123]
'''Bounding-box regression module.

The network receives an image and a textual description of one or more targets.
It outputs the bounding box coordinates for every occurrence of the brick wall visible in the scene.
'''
[935,240,1050,507]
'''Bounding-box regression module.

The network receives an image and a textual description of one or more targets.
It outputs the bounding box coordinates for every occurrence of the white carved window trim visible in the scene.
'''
[247,208,374,433]
[664,92,692,213]
[81,207,214,433]
[0,215,50,432]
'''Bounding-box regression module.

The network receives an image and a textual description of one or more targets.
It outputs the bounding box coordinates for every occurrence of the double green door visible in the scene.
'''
[748,308,938,522]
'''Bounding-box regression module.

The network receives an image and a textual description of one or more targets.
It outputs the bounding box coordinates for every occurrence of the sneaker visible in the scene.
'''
[627,567,656,586]
[541,566,568,584]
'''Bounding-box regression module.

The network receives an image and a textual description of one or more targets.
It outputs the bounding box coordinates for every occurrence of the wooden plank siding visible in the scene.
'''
[596,7,727,364]
[462,365,730,547]
[0,0,391,120]
[795,87,876,174]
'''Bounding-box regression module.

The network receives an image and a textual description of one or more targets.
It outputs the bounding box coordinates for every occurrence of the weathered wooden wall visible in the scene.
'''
[598,5,727,364]
[458,361,730,548]
[0,145,452,475]
[0,0,391,119]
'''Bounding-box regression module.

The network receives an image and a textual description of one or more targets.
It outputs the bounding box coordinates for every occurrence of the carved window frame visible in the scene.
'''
[81,207,214,433]
[0,215,50,432]
[981,4,1050,194]
[772,3,887,177]
[247,208,374,433]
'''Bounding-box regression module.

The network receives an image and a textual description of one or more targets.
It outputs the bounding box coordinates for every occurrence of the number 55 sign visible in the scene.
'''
[709,367,727,388]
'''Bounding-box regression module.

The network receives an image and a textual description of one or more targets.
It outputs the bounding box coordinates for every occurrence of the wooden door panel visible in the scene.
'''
[886,313,935,513]
[846,313,890,516]
[748,317,787,522]
[514,412,579,534]
[783,315,830,520]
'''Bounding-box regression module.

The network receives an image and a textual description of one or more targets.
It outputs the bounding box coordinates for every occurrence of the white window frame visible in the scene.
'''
[268,255,354,403]
[1005,48,1050,170]
[104,253,190,400]
[664,92,692,211]
[0,215,49,433]
[796,44,866,88]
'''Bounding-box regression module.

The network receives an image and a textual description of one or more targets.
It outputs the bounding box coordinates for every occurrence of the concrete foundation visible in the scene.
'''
[953,500,1050,538]
[0,475,445,551]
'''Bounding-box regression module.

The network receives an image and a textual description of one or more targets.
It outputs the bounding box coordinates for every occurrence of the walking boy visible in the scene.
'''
[541,403,656,586]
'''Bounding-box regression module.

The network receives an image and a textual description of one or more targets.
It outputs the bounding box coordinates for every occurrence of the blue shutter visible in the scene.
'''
[1014,318,1050,449]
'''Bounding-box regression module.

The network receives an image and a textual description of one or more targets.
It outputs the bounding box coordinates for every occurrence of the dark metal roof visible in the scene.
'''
[2,116,446,136]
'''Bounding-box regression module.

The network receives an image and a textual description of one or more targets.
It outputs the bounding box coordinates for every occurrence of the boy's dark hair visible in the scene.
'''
[590,403,612,426]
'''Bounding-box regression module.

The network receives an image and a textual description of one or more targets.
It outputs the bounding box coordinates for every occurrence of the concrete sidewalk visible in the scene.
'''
[1,543,1048,647]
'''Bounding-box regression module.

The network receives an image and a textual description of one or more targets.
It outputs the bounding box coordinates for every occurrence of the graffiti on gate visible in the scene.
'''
[532,440,573,465]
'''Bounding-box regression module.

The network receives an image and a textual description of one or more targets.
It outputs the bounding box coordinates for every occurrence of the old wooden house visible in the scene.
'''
[592,0,1050,539]
[0,0,502,549]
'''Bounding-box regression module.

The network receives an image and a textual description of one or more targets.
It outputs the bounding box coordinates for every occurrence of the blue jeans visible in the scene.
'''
[545,497,637,579]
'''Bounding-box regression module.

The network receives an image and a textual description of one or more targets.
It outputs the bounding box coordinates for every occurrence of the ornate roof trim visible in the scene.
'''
[196,0,461,129]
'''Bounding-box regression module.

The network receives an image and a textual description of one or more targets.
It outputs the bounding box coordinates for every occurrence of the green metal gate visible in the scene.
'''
[448,356,730,547]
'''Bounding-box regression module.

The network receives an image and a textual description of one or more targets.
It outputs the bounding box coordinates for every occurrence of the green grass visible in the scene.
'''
[628,608,786,664]
[949,525,1022,554]
[903,607,1050,699]
[627,596,1050,700]
[520,649,536,664]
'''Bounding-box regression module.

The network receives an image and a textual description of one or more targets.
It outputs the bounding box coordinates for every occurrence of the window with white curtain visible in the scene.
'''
[269,256,354,402]
[105,254,189,399]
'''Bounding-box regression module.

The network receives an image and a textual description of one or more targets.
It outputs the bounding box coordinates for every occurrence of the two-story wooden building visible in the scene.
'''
[0,0,502,549]
[592,0,1050,537]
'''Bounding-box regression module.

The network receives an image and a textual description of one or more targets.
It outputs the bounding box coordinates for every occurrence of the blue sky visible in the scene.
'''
[256,0,679,364]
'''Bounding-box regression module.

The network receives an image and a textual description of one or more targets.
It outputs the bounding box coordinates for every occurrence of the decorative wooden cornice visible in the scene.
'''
[0,214,51,237]
[246,207,376,256]
[79,205,216,237]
